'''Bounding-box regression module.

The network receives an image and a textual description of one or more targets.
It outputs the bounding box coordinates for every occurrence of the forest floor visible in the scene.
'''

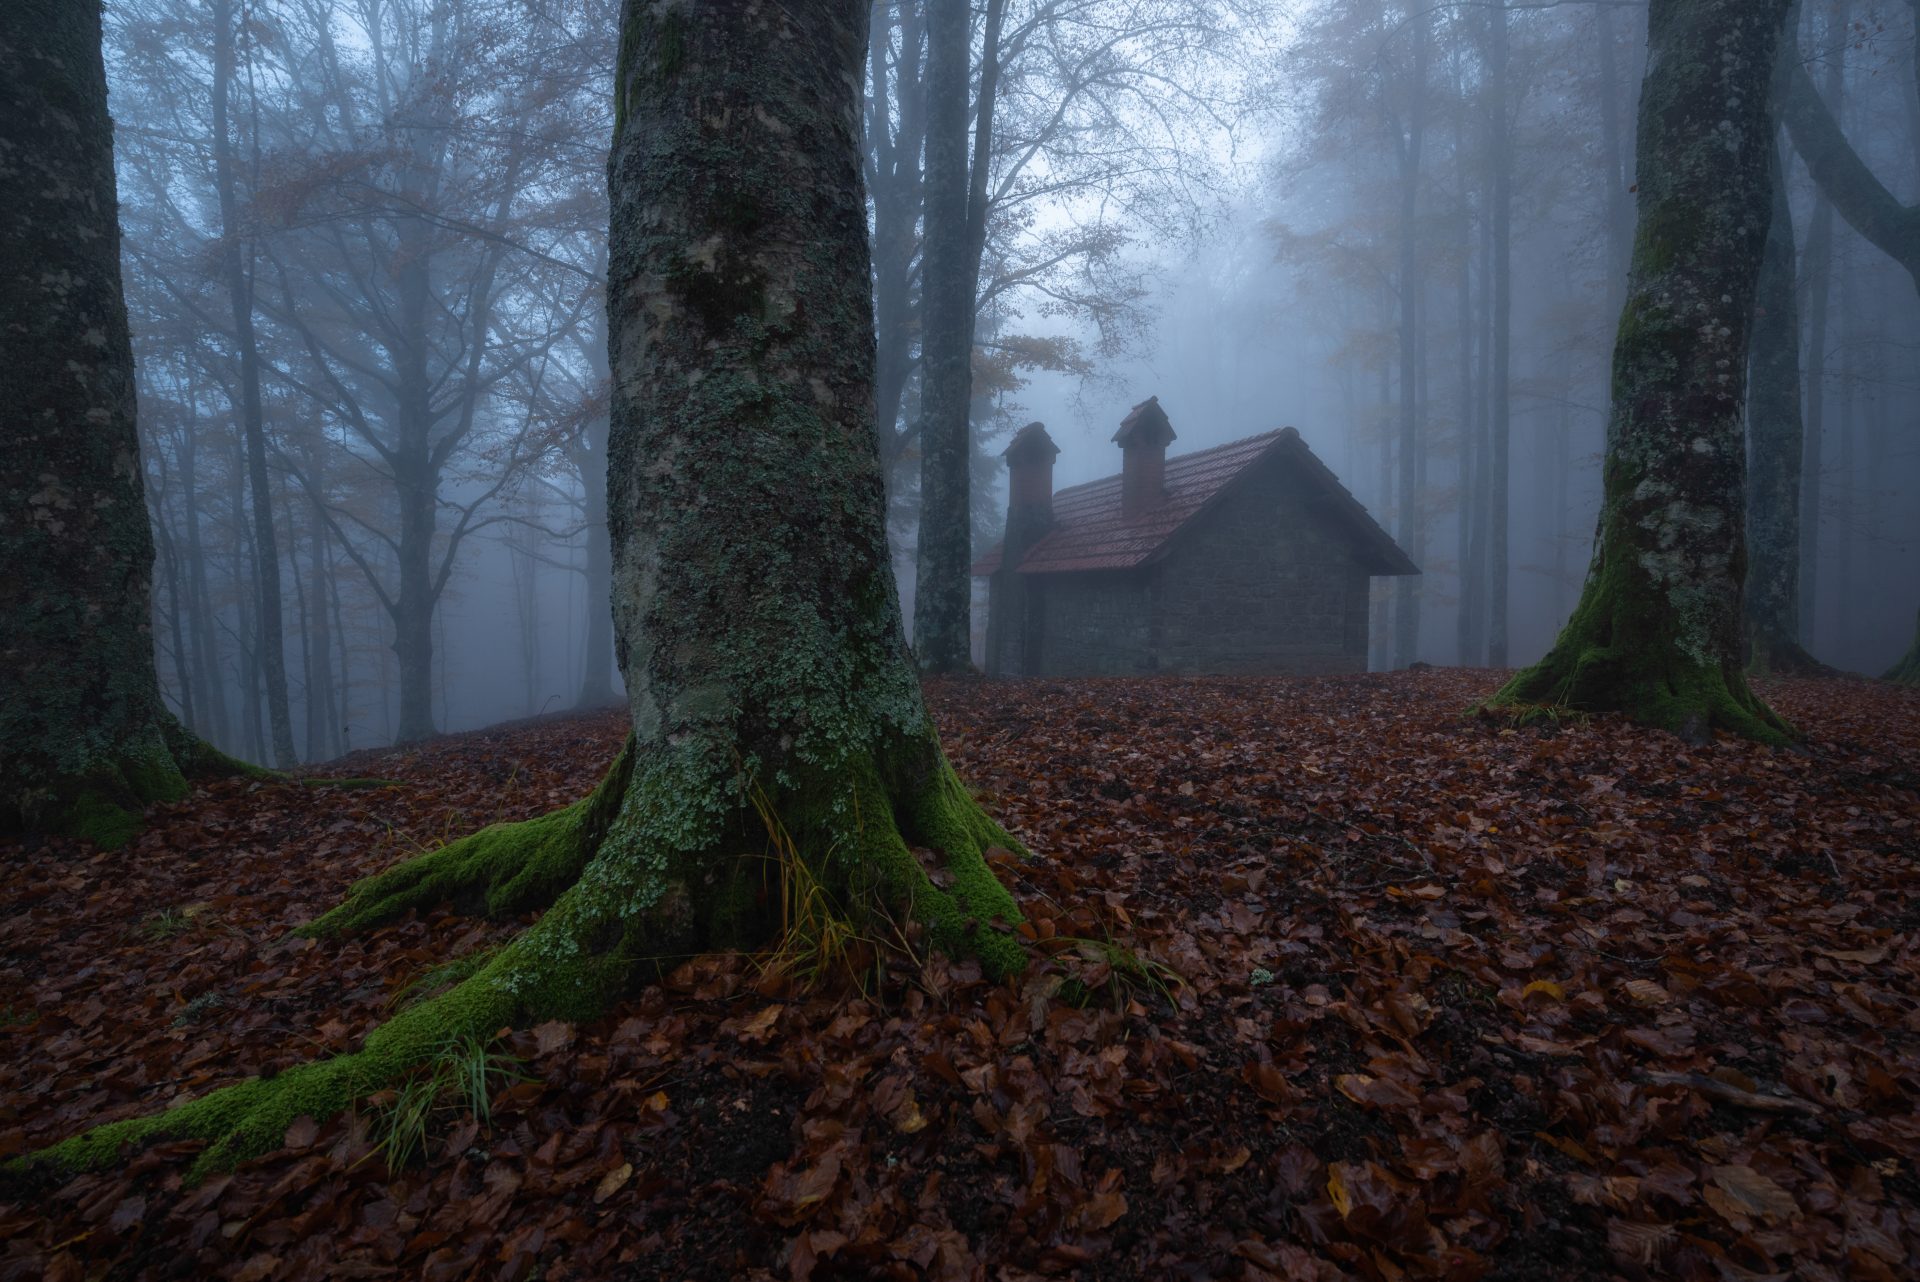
[1,670,1917,1282]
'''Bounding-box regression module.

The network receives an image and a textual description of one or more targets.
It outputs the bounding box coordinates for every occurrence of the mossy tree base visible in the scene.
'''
[1490,644,1789,746]
[9,716,276,851]
[23,726,1025,1178]
[1486,559,1792,747]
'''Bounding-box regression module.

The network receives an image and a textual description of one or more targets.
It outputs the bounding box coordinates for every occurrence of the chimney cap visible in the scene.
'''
[1112,396,1176,448]
[1004,421,1060,463]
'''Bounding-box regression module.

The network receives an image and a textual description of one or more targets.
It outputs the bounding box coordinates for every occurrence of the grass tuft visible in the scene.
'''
[363,1032,526,1172]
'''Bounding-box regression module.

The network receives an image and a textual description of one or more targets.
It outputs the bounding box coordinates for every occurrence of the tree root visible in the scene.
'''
[16,731,1027,1178]
[1488,641,1792,747]
[305,744,634,938]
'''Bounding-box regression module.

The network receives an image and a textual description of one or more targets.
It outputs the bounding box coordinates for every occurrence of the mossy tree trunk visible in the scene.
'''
[0,0,261,849]
[1487,0,1794,743]
[28,0,1026,1177]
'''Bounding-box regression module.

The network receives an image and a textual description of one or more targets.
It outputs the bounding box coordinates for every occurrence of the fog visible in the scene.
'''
[103,0,1920,758]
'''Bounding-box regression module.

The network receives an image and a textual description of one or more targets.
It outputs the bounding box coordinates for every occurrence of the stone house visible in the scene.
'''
[972,397,1417,677]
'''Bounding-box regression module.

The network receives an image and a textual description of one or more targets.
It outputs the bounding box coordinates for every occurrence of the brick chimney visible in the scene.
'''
[984,422,1059,677]
[1114,396,1176,517]
[1003,421,1059,529]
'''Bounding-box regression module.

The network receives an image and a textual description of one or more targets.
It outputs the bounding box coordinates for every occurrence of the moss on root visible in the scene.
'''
[1483,496,1791,746]
[17,730,1028,1179]
[305,742,634,938]
[29,943,525,1179]
[1489,635,1789,746]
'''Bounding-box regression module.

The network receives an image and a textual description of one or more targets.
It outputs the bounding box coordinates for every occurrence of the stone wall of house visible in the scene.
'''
[1152,456,1371,675]
[1032,571,1157,675]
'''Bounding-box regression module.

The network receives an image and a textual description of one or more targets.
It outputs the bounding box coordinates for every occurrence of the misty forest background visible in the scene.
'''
[107,0,1920,762]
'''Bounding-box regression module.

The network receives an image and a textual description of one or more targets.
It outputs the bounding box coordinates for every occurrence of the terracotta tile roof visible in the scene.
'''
[972,427,1418,578]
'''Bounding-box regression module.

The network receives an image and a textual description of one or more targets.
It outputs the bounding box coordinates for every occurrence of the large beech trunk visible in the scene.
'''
[1488,0,1793,743]
[32,0,1025,1178]
[0,0,255,848]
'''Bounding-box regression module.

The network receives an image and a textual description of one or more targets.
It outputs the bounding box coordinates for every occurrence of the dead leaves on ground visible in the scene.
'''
[2,673,1918,1280]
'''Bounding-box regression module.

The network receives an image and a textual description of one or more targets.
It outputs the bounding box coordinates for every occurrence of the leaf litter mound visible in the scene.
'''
[1,671,1917,1281]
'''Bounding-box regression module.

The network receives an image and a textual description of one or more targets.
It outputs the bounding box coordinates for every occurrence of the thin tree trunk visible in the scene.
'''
[329,544,352,753]
[869,0,925,471]
[180,398,230,749]
[1464,170,1495,666]
[911,0,979,672]
[1489,0,1793,743]
[391,237,439,744]
[1373,357,1394,670]
[1596,4,1636,325]
[1454,181,1477,667]
[1486,0,1513,669]
[1745,118,1826,673]
[153,478,197,730]
[1797,0,1848,641]
[1394,20,1429,670]
[230,436,265,765]
[211,0,296,767]
[307,510,336,761]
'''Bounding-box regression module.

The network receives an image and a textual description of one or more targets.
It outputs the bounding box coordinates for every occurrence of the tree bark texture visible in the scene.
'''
[31,0,1026,1177]
[911,0,978,673]
[1488,0,1793,743]
[0,0,254,847]
[573,425,619,709]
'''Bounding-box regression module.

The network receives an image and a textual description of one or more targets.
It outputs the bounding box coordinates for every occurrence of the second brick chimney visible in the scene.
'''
[1114,396,1176,518]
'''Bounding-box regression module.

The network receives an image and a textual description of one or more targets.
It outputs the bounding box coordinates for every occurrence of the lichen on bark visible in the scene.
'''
[1486,0,1795,744]
[18,0,1029,1178]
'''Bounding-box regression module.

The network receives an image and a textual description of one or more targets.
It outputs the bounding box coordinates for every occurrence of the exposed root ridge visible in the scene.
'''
[303,742,634,937]
[1488,643,1791,746]
[837,755,1027,979]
